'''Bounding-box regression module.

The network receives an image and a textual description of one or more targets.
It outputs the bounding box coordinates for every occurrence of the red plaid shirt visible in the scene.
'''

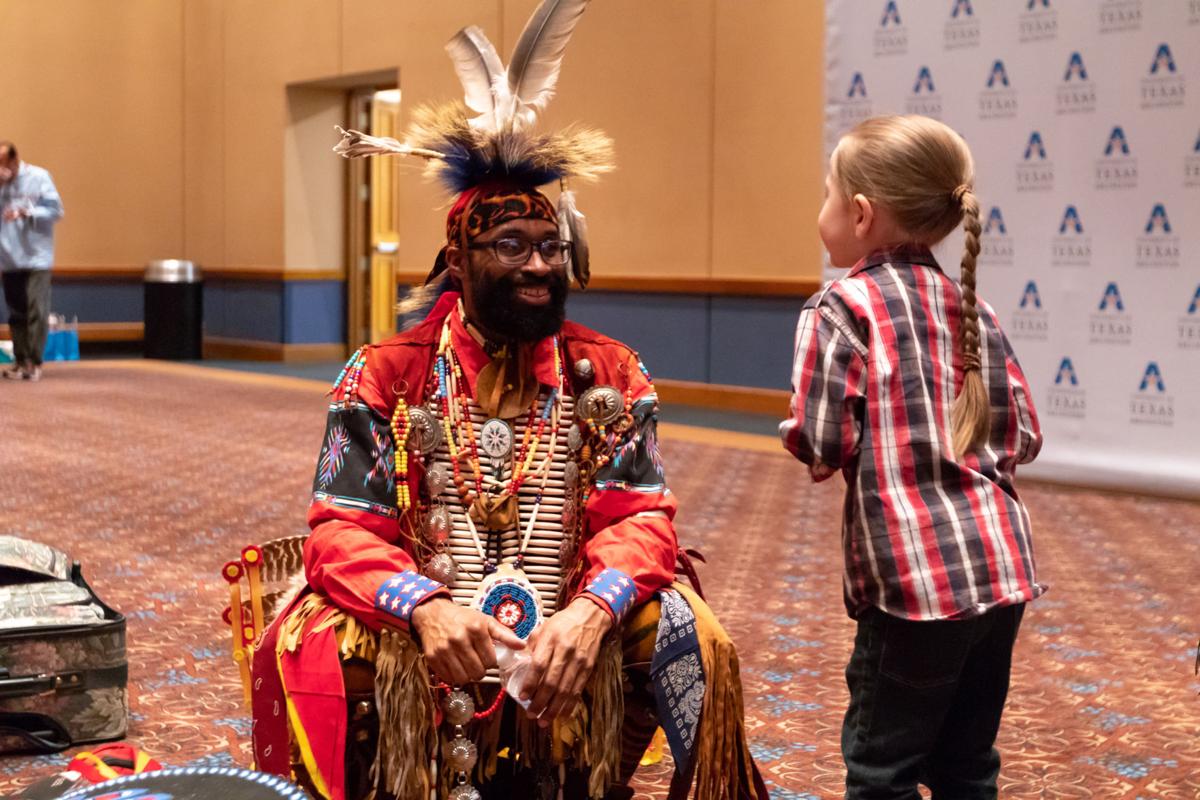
[780,248,1045,621]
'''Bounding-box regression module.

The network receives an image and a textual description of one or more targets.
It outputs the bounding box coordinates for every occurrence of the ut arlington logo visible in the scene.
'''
[944,0,980,50]
[1099,0,1142,34]
[1093,127,1137,192]
[1141,43,1185,109]
[1011,281,1048,340]
[1047,357,1085,418]
[1179,285,1200,350]
[848,73,867,99]
[1059,206,1083,234]
[1090,282,1132,345]
[875,1,908,56]
[1130,362,1173,426]
[906,66,942,118]
[1057,52,1096,114]
[1185,129,1200,188]
[1020,281,1042,309]
[1020,0,1057,43]
[979,60,1017,120]
[1104,127,1130,156]
[1052,205,1090,266]
[1136,203,1180,268]
[1017,131,1054,191]
[980,206,1013,265]
[838,73,873,129]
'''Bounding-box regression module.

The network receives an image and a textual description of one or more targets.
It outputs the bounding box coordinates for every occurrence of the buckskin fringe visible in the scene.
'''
[676,583,756,800]
[275,592,377,663]
[374,627,437,800]
[582,637,623,798]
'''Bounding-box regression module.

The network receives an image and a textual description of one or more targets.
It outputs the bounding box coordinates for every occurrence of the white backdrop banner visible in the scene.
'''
[824,0,1200,496]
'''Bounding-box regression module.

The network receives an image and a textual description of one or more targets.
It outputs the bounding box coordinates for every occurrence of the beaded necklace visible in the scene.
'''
[430,314,565,574]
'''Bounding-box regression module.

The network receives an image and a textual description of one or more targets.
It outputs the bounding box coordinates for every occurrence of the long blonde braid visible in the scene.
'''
[951,187,990,456]
[834,115,992,457]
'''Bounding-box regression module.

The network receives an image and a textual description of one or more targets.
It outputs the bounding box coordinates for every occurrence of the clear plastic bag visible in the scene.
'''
[494,642,533,709]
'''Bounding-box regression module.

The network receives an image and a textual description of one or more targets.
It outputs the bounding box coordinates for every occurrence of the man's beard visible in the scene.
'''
[470,269,568,343]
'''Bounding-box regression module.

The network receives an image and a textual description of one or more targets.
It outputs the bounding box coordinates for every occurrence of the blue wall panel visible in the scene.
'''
[204,280,283,342]
[566,292,709,382]
[284,281,344,344]
[709,296,804,390]
[0,278,142,324]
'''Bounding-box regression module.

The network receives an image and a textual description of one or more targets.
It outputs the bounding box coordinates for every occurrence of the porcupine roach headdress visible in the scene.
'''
[333,0,613,321]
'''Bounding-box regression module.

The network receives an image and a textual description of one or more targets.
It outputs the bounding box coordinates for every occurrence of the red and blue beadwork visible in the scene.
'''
[476,577,542,640]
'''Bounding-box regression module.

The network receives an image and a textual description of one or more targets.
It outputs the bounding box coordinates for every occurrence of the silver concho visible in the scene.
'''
[424,551,457,586]
[406,407,442,455]
[442,688,475,726]
[567,424,583,453]
[561,496,577,530]
[448,785,482,800]
[427,506,451,540]
[574,358,595,382]
[558,536,577,566]
[425,463,449,495]
[563,460,580,491]
[444,736,479,772]
[479,418,514,460]
[577,385,624,425]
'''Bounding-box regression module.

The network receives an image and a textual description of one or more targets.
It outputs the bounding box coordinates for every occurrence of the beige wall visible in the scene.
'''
[0,0,185,267]
[0,0,824,282]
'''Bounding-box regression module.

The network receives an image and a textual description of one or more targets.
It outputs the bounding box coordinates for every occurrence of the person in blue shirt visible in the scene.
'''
[0,141,64,382]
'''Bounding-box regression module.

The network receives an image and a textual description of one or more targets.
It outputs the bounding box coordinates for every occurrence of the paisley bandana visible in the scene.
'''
[445,183,557,247]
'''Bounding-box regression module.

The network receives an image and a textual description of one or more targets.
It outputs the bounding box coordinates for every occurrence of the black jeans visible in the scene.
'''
[842,603,1025,800]
[2,269,51,366]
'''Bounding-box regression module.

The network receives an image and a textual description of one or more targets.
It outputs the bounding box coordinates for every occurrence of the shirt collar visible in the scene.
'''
[448,303,561,396]
[847,244,940,277]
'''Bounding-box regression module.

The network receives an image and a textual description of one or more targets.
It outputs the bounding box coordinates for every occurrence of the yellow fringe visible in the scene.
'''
[674,583,755,800]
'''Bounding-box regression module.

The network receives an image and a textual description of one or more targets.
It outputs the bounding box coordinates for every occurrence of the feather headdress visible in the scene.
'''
[333,0,611,290]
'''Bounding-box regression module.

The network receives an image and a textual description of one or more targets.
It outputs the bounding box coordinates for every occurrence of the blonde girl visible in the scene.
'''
[780,115,1044,799]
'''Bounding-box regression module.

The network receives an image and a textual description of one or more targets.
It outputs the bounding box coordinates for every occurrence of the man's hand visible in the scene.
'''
[2,207,26,222]
[520,597,614,727]
[410,598,525,686]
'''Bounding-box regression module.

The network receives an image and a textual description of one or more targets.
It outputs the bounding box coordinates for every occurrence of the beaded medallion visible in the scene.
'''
[470,562,543,640]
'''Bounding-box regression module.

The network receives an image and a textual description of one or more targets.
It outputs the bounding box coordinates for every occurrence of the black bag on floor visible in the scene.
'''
[0,535,128,754]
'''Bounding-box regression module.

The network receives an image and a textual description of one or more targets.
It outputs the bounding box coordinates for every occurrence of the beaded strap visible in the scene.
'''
[390,397,413,513]
[332,347,368,408]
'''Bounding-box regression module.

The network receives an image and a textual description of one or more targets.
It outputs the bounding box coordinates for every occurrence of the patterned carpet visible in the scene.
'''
[2,361,1199,798]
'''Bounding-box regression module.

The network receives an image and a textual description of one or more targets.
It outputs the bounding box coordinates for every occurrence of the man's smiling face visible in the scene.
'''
[451,217,570,342]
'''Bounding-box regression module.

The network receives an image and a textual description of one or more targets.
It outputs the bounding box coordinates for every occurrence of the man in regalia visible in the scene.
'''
[249,3,764,799]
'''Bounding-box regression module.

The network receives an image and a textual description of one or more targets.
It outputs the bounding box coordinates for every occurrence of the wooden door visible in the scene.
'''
[345,88,402,351]
[369,90,402,344]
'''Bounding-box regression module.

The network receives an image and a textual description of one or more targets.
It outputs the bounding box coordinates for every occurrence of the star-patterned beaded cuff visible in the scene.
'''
[582,568,638,622]
[375,571,447,626]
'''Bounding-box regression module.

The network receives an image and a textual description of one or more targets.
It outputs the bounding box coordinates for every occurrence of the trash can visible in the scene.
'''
[144,260,203,360]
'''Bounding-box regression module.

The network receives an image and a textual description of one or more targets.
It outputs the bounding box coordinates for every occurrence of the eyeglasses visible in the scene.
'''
[467,237,572,267]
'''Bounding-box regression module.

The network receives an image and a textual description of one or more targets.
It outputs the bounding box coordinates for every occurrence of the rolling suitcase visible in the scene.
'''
[0,535,128,754]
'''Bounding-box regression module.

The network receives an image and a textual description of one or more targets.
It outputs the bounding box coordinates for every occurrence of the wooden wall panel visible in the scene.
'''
[220,1,341,269]
[712,1,825,282]
[184,0,226,269]
[0,0,184,267]
[506,0,716,279]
